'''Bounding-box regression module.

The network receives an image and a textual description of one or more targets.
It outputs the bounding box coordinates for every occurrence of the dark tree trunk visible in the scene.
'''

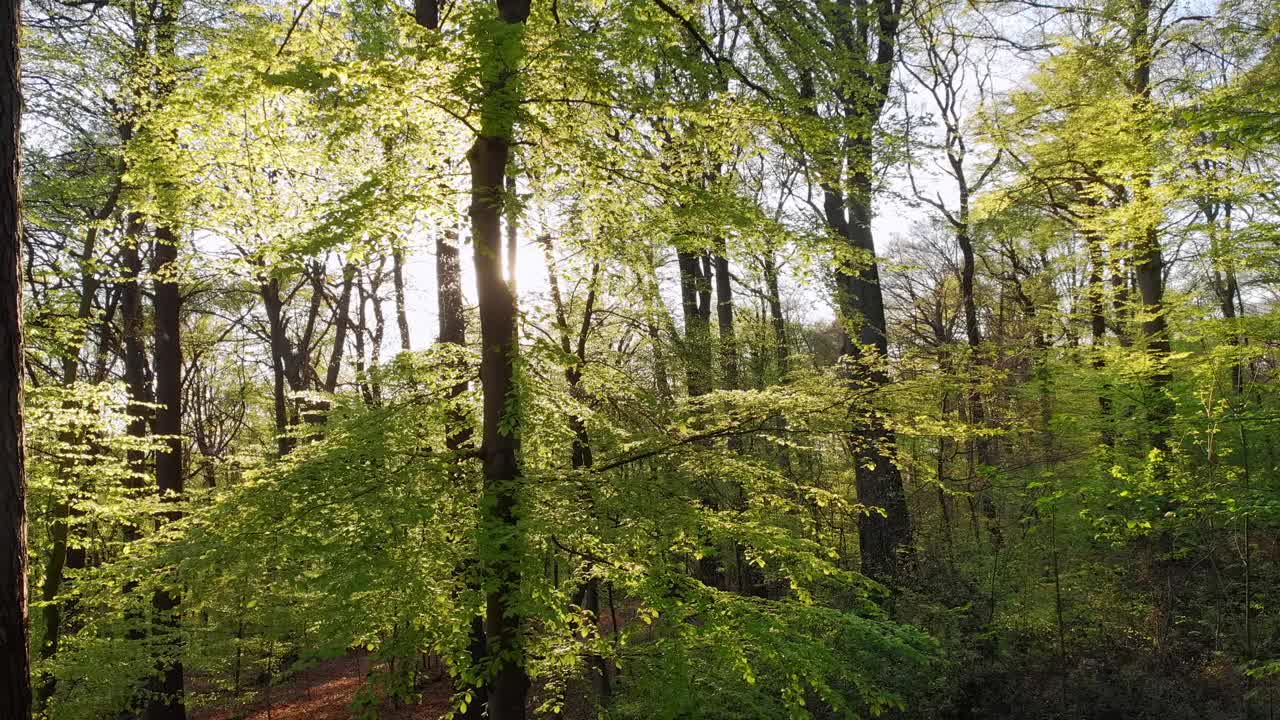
[471,131,529,720]
[436,229,472,451]
[261,277,301,455]
[1,0,32,706]
[712,241,738,391]
[437,227,482,719]
[1129,0,1170,456]
[322,263,355,394]
[468,0,532,709]
[120,215,152,496]
[144,1,187,714]
[368,261,385,405]
[393,248,411,351]
[1085,231,1114,445]
[762,251,788,378]
[800,0,911,582]
[147,220,186,720]
[828,152,913,583]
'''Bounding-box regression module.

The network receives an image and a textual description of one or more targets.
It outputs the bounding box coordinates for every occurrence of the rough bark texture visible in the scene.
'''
[1,0,32,707]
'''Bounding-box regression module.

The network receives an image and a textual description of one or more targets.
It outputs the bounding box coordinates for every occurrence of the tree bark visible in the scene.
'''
[469,2,532,716]
[762,251,788,378]
[1085,230,1114,445]
[144,0,187,714]
[393,248,411,351]
[1128,0,1171,456]
[712,241,738,391]
[322,263,355,394]
[1,0,32,706]
[147,221,186,720]
[261,276,302,455]
[436,229,472,451]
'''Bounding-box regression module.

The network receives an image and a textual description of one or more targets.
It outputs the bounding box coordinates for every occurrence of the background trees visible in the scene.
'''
[3,0,1280,718]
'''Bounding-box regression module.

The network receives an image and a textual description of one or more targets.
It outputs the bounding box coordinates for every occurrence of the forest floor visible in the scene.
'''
[191,653,455,720]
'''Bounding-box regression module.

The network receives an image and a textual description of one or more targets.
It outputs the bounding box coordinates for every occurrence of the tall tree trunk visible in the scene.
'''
[1129,0,1170,457]
[1,0,32,705]
[120,215,152,505]
[148,222,186,720]
[393,248,411,351]
[437,229,472,450]
[1206,201,1242,393]
[145,0,187,714]
[469,1,532,714]
[829,147,913,582]
[368,261,386,406]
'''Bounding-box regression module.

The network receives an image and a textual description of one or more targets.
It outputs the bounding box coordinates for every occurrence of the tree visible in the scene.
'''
[1,0,32,711]
[466,0,533,716]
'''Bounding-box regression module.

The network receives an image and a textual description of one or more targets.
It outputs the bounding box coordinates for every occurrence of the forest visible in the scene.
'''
[1,0,1279,716]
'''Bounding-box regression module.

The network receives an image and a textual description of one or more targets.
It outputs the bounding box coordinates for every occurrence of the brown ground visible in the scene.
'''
[191,654,455,720]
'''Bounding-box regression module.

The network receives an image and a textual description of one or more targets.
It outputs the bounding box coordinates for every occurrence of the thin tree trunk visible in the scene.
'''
[1,0,32,703]
[762,251,788,378]
[38,197,117,698]
[712,241,738,391]
[393,248,411,351]
[354,274,374,406]
[1085,230,1114,446]
[369,261,386,405]
[541,238,610,704]
[261,278,298,456]
[322,263,356,394]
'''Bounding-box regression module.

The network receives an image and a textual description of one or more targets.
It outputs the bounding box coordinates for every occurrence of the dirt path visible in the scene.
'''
[192,654,454,720]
